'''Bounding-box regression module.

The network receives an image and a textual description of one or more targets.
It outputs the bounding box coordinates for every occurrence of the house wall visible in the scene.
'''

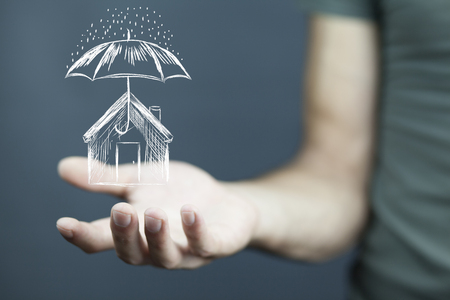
[88,117,170,185]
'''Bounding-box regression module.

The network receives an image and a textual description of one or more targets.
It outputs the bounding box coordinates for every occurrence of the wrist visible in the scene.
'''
[223,180,283,250]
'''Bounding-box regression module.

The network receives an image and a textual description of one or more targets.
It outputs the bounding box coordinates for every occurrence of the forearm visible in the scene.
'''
[226,156,368,262]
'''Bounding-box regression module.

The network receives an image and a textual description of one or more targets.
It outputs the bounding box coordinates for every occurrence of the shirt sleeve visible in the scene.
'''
[297,0,379,20]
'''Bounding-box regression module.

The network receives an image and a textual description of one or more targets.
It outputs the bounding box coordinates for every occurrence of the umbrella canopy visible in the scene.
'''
[66,33,191,82]
[66,31,190,135]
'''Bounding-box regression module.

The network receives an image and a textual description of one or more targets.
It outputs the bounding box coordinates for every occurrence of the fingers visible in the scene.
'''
[58,157,128,198]
[144,208,182,269]
[56,217,113,253]
[180,204,219,257]
[110,203,148,265]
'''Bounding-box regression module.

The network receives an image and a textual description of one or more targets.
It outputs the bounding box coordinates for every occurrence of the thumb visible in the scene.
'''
[58,156,128,198]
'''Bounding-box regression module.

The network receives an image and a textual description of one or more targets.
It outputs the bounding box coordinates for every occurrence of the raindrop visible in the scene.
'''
[115,8,117,10]
[71,53,73,56]
[114,32,116,35]
[91,23,93,27]
[157,32,160,36]
[109,25,112,29]
[124,15,127,20]
[81,46,84,50]
[127,7,129,10]
[136,14,138,17]
[154,37,156,40]
[113,20,115,23]
[141,25,143,28]
[168,38,170,41]
[121,20,123,23]
[181,58,183,61]
[153,11,156,13]
[95,29,97,33]
[146,7,148,10]
[112,14,115,17]
[177,52,179,55]
[141,31,143,34]
[135,22,137,26]
[100,19,102,22]
[134,34,136,38]
[120,27,122,30]
[159,15,161,17]
[154,20,156,24]
[66,65,68,69]
[129,21,132,24]
[72,58,74,62]
[107,8,109,11]
[142,17,144,21]
[163,35,165,38]
[140,7,142,9]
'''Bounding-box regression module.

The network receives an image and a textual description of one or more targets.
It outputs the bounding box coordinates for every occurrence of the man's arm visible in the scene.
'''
[56,14,379,267]
[229,14,379,261]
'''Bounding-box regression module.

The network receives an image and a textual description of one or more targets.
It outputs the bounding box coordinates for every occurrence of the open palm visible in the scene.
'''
[56,157,258,269]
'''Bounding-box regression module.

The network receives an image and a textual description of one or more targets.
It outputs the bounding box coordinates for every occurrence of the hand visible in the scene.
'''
[56,157,258,269]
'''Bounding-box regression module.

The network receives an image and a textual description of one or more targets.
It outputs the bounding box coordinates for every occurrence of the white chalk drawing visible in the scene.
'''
[66,7,191,186]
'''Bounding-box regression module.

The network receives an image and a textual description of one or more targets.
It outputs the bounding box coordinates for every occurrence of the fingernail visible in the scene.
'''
[57,226,74,238]
[145,216,162,233]
[112,210,131,228]
[181,211,195,226]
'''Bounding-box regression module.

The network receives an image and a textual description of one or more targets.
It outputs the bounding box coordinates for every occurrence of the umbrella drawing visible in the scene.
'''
[66,29,191,134]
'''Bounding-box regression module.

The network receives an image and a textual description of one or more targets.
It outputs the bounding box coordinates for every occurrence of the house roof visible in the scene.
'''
[83,92,173,143]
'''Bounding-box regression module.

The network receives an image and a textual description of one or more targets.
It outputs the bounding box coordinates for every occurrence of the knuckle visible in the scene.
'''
[82,245,101,254]
[192,248,213,258]
[117,253,141,266]
[154,259,179,270]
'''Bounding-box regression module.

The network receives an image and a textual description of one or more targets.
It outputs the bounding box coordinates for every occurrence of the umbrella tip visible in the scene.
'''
[127,29,131,41]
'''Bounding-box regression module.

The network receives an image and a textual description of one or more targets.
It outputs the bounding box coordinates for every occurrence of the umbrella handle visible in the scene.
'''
[115,76,131,135]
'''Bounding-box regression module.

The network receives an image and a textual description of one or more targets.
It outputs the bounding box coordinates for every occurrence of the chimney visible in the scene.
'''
[150,106,161,121]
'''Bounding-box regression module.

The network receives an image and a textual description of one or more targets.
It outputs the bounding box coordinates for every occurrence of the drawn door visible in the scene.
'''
[115,142,141,183]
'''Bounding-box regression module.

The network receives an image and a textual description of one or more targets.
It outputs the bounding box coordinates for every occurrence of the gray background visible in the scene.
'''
[0,1,354,299]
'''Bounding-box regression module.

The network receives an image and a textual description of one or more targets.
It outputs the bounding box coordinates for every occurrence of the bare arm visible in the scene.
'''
[229,14,379,261]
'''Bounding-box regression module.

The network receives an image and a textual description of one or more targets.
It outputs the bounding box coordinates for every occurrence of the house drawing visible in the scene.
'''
[83,92,173,186]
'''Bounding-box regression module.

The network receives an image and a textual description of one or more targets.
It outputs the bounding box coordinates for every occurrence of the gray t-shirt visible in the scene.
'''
[298,0,450,299]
